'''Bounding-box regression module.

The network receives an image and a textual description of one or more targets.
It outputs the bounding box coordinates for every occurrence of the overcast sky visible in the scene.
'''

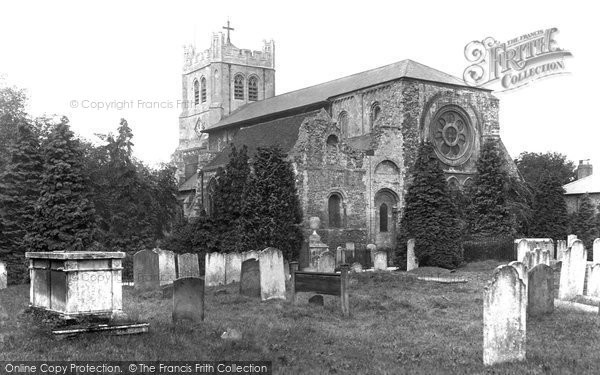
[1,0,597,171]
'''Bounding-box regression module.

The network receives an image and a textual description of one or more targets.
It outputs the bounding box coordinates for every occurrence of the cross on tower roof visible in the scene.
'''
[222,20,234,44]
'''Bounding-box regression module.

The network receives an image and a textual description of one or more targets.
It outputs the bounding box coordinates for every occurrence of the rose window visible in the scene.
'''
[429,107,474,166]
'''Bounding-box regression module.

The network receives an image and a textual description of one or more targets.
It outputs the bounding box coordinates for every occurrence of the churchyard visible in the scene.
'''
[3,243,600,374]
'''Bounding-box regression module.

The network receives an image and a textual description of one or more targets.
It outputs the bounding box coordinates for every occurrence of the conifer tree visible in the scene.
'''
[27,117,97,251]
[397,142,463,268]
[468,138,514,238]
[571,193,598,249]
[0,122,43,283]
[529,172,568,240]
[239,146,303,259]
[211,145,250,252]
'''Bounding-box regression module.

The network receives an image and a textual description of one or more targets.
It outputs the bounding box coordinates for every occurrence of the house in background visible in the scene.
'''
[563,160,599,213]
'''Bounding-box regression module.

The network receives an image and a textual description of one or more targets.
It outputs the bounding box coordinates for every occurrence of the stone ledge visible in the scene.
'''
[25,251,126,260]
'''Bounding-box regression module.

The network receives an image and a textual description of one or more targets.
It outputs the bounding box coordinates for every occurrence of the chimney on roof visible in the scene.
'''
[577,159,593,180]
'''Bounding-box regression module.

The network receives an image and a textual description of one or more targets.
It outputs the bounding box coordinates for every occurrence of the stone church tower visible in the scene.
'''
[173,24,275,209]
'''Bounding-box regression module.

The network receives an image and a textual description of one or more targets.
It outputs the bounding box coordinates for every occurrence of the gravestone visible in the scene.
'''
[308,217,329,269]
[172,277,204,323]
[336,246,345,267]
[204,252,225,287]
[528,264,554,316]
[284,260,290,281]
[407,238,418,271]
[522,251,536,271]
[258,248,286,301]
[225,252,242,284]
[242,250,259,261]
[533,248,542,266]
[317,251,335,273]
[587,264,600,298]
[594,238,600,263]
[239,259,261,298]
[483,265,526,366]
[556,240,567,261]
[567,234,578,247]
[154,248,176,286]
[351,262,363,273]
[0,261,6,290]
[508,261,527,295]
[134,249,160,291]
[367,244,377,264]
[177,253,200,279]
[516,239,530,262]
[558,240,587,300]
[374,251,387,271]
[540,249,551,266]
[346,242,355,252]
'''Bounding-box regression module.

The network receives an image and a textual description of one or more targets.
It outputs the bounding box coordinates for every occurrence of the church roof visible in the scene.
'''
[563,174,600,195]
[204,111,314,170]
[206,59,475,132]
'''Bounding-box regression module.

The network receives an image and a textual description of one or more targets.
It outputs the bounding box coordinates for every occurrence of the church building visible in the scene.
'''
[172,25,515,251]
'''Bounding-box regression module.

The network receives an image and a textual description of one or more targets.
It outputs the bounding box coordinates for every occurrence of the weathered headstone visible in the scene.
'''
[258,247,286,301]
[204,252,225,287]
[522,251,536,271]
[508,261,528,295]
[345,242,355,252]
[225,252,242,284]
[374,251,387,271]
[587,263,600,298]
[0,261,6,290]
[177,253,200,279]
[483,265,526,366]
[540,249,551,266]
[567,234,578,247]
[556,240,567,261]
[317,251,335,273]
[528,264,554,316]
[172,277,204,323]
[594,238,600,264]
[335,246,344,266]
[134,249,160,291]
[239,259,261,298]
[516,239,530,262]
[533,248,542,266]
[154,248,176,286]
[308,217,329,269]
[407,238,418,271]
[351,262,363,273]
[242,250,259,261]
[558,240,587,300]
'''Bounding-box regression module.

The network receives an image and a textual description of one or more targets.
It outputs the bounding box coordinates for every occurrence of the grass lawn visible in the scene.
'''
[2,260,600,374]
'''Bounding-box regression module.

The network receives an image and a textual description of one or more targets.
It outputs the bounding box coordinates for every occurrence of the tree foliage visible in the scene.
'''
[529,172,569,240]
[467,138,514,238]
[570,193,598,249]
[239,146,303,259]
[515,151,576,187]
[27,117,97,251]
[397,142,463,269]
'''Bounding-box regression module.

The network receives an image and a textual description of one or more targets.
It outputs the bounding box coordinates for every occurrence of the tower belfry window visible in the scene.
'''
[193,79,199,105]
[200,77,207,103]
[234,75,244,100]
[248,76,258,101]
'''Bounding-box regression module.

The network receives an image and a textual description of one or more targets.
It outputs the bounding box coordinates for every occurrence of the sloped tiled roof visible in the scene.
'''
[563,174,600,195]
[206,59,473,132]
[204,111,315,170]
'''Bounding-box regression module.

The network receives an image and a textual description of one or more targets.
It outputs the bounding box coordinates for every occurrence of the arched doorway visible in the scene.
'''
[374,189,398,249]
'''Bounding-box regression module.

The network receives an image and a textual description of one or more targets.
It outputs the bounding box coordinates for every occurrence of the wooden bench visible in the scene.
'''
[290,262,350,316]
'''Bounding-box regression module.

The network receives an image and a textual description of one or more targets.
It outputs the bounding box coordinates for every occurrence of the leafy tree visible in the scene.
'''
[0,122,43,283]
[468,138,514,238]
[571,193,598,249]
[529,172,569,240]
[27,117,97,251]
[163,209,215,255]
[238,146,303,259]
[397,142,463,268]
[0,83,28,172]
[515,151,576,187]
[211,145,250,252]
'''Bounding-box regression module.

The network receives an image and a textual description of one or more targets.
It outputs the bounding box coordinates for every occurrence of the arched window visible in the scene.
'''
[326,134,339,147]
[338,111,349,135]
[370,102,381,127]
[379,203,388,232]
[200,77,207,103]
[193,79,199,106]
[234,74,244,100]
[248,76,258,101]
[447,177,460,192]
[328,194,343,228]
